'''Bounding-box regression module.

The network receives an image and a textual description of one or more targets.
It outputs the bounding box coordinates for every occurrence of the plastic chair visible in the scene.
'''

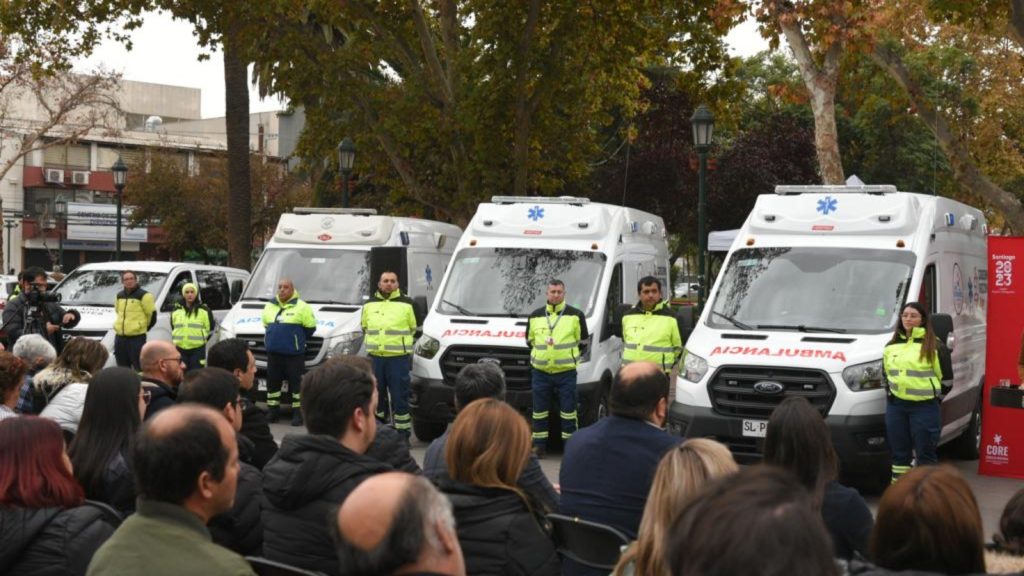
[245,557,326,576]
[547,513,631,570]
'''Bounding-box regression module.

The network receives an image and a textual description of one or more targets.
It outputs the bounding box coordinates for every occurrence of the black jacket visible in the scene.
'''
[86,451,136,517]
[141,377,176,420]
[210,460,263,556]
[2,294,80,351]
[262,434,392,575]
[0,501,121,576]
[439,481,560,576]
[240,398,278,470]
[366,424,421,474]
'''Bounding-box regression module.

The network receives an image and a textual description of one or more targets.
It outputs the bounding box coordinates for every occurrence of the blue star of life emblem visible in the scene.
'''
[528,205,545,221]
[817,196,838,215]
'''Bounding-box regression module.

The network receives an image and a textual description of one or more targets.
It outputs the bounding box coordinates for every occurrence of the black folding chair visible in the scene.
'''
[547,513,631,570]
[245,557,326,576]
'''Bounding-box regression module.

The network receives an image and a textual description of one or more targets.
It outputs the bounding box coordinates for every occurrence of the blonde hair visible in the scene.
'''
[445,398,531,498]
[613,438,738,576]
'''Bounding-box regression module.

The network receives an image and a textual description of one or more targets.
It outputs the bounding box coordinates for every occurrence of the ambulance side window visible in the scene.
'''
[602,263,623,342]
[919,264,937,313]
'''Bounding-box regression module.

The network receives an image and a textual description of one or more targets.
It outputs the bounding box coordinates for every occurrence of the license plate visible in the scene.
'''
[742,419,768,438]
[257,378,267,392]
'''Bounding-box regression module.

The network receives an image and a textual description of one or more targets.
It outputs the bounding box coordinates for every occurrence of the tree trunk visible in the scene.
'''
[223,30,253,270]
[871,44,1024,232]
[512,0,541,196]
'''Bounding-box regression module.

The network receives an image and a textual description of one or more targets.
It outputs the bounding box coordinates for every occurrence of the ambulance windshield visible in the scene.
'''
[243,248,370,305]
[709,247,916,334]
[438,248,606,317]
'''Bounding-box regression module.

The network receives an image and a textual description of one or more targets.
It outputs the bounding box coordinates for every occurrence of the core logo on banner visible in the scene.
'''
[979,236,1024,479]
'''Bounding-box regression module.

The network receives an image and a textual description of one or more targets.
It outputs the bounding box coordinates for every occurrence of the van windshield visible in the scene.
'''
[55,270,168,307]
[437,248,606,317]
[243,248,370,305]
[709,247,916,334]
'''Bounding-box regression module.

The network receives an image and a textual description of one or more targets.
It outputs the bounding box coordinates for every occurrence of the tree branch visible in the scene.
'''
[409,0,453,108]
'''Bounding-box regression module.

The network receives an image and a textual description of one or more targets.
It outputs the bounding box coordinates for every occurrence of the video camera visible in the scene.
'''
[22,285,61,336]
[25,286,60,307]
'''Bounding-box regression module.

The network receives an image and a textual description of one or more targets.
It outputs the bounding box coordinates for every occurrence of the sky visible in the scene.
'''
[75,11,771,120]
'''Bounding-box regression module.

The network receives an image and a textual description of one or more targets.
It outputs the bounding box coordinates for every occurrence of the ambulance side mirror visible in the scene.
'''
[931,313,954,351]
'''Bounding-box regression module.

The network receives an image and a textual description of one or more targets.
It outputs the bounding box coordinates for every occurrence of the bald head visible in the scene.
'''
[141,340,177,370]
[339,472,413,549]
[141,340,185,386]
[334,473,463,576]
[610,361,669,422]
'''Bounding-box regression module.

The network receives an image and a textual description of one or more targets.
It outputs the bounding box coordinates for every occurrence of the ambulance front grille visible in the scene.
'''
[441,346,532,390]
[707,365,835,420]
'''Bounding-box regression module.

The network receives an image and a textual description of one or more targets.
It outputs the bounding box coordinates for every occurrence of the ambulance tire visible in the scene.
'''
[947,383,983,461]
[580,372,612,428]
[412,418,447,443]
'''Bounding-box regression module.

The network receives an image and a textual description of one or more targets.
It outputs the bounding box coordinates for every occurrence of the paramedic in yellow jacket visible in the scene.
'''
[883,302,951,483]
[262,278,317,426]
[114,270,156,370]
[361,271,418,439]
[617,276,683,373]
[526,279,589,457]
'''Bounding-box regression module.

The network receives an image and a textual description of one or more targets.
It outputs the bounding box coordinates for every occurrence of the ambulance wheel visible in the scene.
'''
[579,372,611,427]
[948,386,982,461]
[412,418,447,443]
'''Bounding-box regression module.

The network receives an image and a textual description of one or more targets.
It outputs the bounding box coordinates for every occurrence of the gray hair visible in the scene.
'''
[12,334,57,367]
[334,475,456,576]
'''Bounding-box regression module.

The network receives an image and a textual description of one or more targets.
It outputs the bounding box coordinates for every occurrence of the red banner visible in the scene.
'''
[979,236,1024,478]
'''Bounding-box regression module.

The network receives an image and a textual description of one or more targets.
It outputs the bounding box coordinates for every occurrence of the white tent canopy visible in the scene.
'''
[708,229,738,252]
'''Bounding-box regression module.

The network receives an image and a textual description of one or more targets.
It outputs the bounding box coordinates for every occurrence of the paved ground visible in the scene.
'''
[269,421,1023,541]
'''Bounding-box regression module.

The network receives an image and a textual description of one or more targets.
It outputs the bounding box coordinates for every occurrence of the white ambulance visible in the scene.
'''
[670,184,987,487]
[214,208,462,387]
[411,196,670,441]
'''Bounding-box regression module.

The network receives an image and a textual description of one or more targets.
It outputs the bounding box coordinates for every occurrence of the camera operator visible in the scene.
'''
[2,267,79,352]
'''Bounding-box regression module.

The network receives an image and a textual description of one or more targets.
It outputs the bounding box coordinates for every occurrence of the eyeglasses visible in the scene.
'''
[141,389,152,405]
[159,356,183,366]
[30,283,47,289]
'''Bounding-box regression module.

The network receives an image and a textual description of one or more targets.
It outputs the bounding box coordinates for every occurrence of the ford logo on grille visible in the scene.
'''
[753,380,784,395]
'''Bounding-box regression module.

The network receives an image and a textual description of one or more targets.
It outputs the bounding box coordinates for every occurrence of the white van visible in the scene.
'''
[411,196,670,441]
[53,261,250,357]
[214,208,462,386]
[670,185,987,487]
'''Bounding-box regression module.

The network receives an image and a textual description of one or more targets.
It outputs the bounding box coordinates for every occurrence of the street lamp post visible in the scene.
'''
[55,199,66,272]
[111,155,128,260]
[3,218,19,274]
[337,137,356,208]
[690,105,715,312]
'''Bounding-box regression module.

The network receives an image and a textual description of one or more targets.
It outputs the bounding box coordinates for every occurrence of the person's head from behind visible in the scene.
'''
[55,337,109,382]
[454,361,506,411]
[132,404,239,523]
[334,472,465,576]
[302,362,377,453]
[69,368,145,495]
[0,351,27,406]
[446,398,529,491]
[870,465,984,574]
[206,338,256,391]
[763,396,837,502]
[140,340,185,386]
[994,487,1024,555]
[177,368,244,432]
[637,276,662,309]
[610,362,669,426]
[618,438,738,576]
[0,416,83,508]
[12,333,57,373]
[667,465,838,576]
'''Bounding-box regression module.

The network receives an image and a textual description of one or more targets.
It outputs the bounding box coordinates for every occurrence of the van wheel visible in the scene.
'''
[412,418,447,443]
[580,372,611,427]
[948,388,982,461]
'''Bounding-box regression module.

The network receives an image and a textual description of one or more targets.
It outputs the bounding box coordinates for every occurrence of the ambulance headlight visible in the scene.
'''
[682,350,708,383]
[414,335,440,360]
[326,332,364,358]
[843,359,885,391]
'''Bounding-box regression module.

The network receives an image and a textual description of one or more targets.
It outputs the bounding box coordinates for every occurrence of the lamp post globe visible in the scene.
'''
[111,155,128,260]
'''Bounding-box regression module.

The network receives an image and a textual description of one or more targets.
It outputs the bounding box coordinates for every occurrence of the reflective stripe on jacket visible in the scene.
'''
[361,290,417,357]
[114,288,156,337]
[527,302,588,374]
[620,300,682,372]
[883,326,943,401]
[262,292,317,356]
[171,303,214,351]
